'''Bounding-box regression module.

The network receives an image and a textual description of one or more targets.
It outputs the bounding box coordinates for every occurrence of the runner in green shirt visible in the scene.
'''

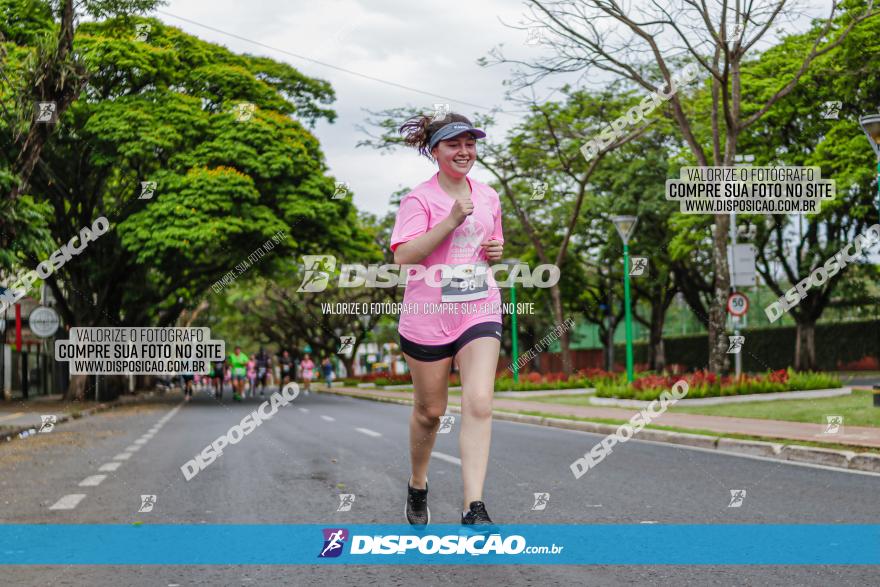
[228,346,249,402]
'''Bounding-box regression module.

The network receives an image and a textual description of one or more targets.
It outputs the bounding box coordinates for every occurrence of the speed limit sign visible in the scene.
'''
[727,292,749,317]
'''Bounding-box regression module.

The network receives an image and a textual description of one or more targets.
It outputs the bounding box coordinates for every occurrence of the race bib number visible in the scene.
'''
[440,264,489,303]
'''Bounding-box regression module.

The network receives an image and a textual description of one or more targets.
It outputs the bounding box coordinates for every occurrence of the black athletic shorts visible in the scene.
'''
[399,322,502,362]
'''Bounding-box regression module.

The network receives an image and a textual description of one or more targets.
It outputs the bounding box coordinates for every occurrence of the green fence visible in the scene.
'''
[614,319,879,371]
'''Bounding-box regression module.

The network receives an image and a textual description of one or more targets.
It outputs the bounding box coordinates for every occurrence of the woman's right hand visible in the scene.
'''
[448,197,474,226]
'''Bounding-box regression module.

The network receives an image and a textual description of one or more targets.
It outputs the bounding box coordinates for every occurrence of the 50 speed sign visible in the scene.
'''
[726,292,749,317]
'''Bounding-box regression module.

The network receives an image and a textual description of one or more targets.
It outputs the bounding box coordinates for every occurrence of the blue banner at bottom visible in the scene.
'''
[1,524,878,565]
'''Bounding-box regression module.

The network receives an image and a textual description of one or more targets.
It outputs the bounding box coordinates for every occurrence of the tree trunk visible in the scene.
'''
[603,318,616,372]
[708,215,731,374]
[341,356,355,379]
[65,373,90,401]
[794,320,817,371]
[548,284,572,375]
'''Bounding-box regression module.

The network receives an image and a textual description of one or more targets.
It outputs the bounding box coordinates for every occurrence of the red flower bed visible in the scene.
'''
[631,368,789,391]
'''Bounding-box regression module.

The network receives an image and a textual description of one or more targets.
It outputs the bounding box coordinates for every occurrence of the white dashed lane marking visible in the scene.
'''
[432,451,462,466]
[355,427,382,437]
[298,408,309,413]
[45,402,184,510]
[78,475,107,487]
[320,415,335,422]
[49,494,87,510]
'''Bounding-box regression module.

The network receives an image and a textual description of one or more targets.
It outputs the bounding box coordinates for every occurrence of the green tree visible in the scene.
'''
[738,11,880,369]
[490,0,876,375]
[2,12,372,397]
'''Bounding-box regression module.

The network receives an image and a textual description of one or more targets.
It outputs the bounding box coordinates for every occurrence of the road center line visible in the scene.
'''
[49,494,86,510]
[321,415,335,422]
[98,462,122,472]
[355,427,382,437]
[78,475,107,487]
[113,452,133,460]
[432,451,462,466]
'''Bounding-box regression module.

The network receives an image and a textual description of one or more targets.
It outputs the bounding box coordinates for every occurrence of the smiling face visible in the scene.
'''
[431,133,477,179]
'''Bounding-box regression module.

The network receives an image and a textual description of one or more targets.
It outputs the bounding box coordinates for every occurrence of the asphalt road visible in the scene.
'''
[2,386,878,585]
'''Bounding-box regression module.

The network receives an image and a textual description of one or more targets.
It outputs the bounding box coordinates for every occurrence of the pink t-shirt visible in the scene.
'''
[300,359,315,379]
[390,172,504,345]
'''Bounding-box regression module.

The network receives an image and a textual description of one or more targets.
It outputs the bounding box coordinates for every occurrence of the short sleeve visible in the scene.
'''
[390,193,429,252]
[489,190,504,245]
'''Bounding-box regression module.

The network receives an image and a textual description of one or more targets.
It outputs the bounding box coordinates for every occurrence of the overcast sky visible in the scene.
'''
[153,1,832,221]
[156,0,554,217]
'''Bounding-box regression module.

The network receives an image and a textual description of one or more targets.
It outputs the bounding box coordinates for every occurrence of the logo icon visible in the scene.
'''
[138,494,156,513]
[437,415,455,434]
[429,103,450,123]
[134,23,151,42]
[337,494,355,512]
[337,335,355,355]
[525,28,543,46]
[531,492,549,511]
[139,181,157,200]
[821,101,842,120]
[530,179,547,201]
[319,528,348,558]
[728,23,744,43]
[35,102,57,123]
[823,415,843,435]
[629,257,648,276]
[297,255,336,293]
[39,415,56,433]
[728,489,746,508]
[726,335,745,354]
[234,102,255,122]
[332,181,349,200]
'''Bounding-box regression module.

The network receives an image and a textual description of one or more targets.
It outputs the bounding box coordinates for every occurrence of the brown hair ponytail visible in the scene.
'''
[399,112,475,160]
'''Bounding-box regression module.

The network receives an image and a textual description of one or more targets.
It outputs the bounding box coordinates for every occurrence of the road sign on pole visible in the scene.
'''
[727,292,749,317]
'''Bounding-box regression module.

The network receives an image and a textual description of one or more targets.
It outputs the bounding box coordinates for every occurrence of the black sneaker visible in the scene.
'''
[405,477,430,525]
[461,501,499,533]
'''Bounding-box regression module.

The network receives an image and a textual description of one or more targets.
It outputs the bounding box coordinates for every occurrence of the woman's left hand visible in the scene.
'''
[480,239,504,261]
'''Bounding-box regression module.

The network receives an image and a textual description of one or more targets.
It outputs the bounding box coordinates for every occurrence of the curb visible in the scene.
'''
[0,391,161,444]
[589,386,852,407]
[325,388,880,475]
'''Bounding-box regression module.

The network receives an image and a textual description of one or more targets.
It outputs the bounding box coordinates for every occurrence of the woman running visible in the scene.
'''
[246,355,257,399]
[392,113,504,528]
[228,346,248,402]
[279,350,292,387]
[300,353,315,394]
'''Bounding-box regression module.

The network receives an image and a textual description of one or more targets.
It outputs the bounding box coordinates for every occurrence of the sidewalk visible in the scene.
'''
[0,392,167,442]
[327,387,880,450]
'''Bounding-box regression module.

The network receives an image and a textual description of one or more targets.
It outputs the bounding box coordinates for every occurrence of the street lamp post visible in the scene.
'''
[612,215,638,384]
[858,114,880,213]
[503,258,521,382]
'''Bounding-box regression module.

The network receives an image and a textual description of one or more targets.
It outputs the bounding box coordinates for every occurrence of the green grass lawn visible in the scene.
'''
[518,389,880,428]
